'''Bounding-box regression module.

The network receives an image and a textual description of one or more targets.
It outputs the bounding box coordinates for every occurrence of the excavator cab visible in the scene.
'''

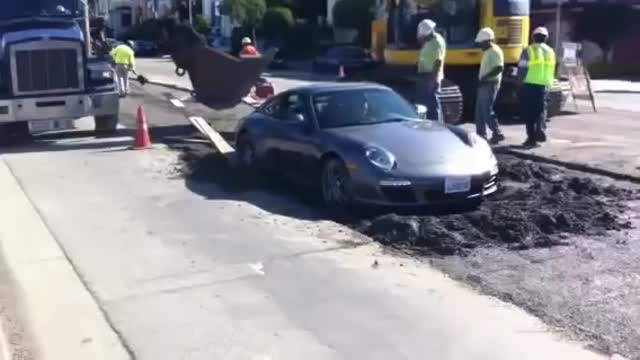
[156,20,276,109]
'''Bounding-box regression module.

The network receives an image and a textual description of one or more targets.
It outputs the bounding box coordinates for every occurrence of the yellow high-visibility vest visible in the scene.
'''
[524,43,556,87]
[110,45,135,68]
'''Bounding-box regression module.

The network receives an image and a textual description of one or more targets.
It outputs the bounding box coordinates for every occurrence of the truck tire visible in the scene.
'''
[0,122,30,146]
[94,114,119,135]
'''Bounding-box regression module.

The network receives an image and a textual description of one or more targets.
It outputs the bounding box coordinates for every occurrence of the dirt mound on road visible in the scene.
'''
[356,155,635,256]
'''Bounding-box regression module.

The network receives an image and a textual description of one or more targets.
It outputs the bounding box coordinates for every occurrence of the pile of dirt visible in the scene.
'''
[356,155,636,256]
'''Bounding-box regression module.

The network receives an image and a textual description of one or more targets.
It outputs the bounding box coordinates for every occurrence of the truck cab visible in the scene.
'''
[0,0,120,142]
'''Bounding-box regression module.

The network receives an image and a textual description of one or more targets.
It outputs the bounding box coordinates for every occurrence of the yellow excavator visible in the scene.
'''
[350,0,567,124]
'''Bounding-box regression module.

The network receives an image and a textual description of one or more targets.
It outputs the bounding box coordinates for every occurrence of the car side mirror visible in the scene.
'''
[415,104,428,119]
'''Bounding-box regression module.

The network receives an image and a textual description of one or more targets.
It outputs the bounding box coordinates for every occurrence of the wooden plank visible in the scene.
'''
[187,116,235,155]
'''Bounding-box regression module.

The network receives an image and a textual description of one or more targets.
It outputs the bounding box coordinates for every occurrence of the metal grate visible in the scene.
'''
[15,48,80,93]
[495,19,523,46]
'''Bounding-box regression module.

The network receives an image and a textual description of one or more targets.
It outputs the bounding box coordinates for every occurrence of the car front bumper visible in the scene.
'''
[349,168,499,207]
[0,91,119,124]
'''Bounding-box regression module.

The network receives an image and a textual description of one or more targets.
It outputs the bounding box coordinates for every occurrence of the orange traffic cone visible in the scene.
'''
[133,105,152,150]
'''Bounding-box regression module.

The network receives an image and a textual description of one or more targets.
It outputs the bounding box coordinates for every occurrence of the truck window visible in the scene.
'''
[0,0,80,20]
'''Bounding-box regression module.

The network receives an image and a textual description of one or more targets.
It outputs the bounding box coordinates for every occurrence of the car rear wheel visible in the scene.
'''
[321,158,354,210]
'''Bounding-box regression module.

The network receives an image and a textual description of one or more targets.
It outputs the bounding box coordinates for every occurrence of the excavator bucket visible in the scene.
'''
[171,47,276,108]
[155,20,276,109]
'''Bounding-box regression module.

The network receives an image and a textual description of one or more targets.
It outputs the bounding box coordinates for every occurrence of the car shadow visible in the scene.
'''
[0,129,137,154]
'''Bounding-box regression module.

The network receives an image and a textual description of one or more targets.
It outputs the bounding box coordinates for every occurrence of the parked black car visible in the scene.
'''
[268,49,287,70]
[131,40,159,57]
[312,46,375,73]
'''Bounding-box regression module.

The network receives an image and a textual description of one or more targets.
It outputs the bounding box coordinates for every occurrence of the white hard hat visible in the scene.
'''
[533,27,549,37]
[475,27,495,42]
[417,19,436,38]
[241,37,252,45]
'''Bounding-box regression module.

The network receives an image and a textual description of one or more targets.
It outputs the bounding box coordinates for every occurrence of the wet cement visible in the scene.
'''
[175,143,640,359]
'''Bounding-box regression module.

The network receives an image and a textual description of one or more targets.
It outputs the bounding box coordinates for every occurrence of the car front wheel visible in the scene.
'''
[236,134,258,171]
[321,158,354,210]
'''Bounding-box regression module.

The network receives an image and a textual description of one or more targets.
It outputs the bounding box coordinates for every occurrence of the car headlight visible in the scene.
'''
[90,70,114,80]
[366,147,396,171]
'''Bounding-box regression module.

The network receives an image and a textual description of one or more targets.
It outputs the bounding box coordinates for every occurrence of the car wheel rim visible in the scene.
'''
[323,162,348,205]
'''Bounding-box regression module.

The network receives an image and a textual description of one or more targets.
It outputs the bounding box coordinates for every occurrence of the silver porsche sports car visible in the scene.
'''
[234,83,499,209]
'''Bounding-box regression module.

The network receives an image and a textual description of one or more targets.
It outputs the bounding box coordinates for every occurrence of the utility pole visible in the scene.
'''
[81,0,92,56]
[554,0,562,52]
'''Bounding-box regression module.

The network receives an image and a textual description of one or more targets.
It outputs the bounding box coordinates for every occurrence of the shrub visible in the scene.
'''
[262,6,294,39]
[193,15,210,34]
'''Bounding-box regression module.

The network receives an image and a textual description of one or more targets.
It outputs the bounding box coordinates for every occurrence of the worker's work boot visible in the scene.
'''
[522,138,539,148]
[536,130,547,143]
[490,133,505,145]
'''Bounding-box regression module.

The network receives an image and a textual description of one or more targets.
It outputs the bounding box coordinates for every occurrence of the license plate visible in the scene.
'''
[445,176,471,194]
[29,120,74,134]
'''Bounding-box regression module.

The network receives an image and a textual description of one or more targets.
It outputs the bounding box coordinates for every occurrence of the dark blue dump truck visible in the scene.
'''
[0,0,120,143]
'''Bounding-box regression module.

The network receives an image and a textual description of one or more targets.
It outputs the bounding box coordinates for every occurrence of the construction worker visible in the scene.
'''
[416,19,446,122]
[518,26,556,148]
[110,41,136,97]
[239,37,260,58]
[475,27,505,144]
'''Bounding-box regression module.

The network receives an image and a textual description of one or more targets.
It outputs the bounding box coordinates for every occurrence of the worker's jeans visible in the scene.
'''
[520,83,547,142]
[115,64,130,96]
[416,76,443,123]
[474,81,502,138]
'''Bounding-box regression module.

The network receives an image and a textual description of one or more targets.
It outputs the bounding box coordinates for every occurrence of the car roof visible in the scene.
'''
[292,82,391,96]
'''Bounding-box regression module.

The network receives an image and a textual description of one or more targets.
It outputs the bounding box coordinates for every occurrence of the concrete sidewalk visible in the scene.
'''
[465,109,640,181]
[0,157,131,360]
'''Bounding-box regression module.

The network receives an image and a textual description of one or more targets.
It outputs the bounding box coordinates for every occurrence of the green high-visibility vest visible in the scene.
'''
[524,43,556,87]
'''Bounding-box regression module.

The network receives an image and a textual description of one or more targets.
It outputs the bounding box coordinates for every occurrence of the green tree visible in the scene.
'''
[193,15,210,34]
[262,6,295,40]
[223,0,267,41]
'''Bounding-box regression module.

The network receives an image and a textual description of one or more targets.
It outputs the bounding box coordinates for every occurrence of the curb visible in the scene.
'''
[495,147,640,184]
[0,158,132,360]
[130,75,193,93]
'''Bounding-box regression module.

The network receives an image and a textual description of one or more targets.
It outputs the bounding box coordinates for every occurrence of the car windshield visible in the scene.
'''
[328,47,365,59]
[313,88,419,129]
[0,0,81,21]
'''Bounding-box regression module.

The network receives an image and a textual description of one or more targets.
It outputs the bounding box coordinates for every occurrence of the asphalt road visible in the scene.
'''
[0,83,609,359]
[165,81,640,359]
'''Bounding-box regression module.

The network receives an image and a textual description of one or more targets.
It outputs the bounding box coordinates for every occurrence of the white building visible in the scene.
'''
[95,0,175,38]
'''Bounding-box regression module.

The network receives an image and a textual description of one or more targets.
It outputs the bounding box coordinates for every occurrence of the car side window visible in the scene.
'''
[259,97,281,117]
[276,93,307,123]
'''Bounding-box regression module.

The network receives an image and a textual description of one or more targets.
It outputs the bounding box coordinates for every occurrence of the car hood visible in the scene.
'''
[324,121,495,176]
